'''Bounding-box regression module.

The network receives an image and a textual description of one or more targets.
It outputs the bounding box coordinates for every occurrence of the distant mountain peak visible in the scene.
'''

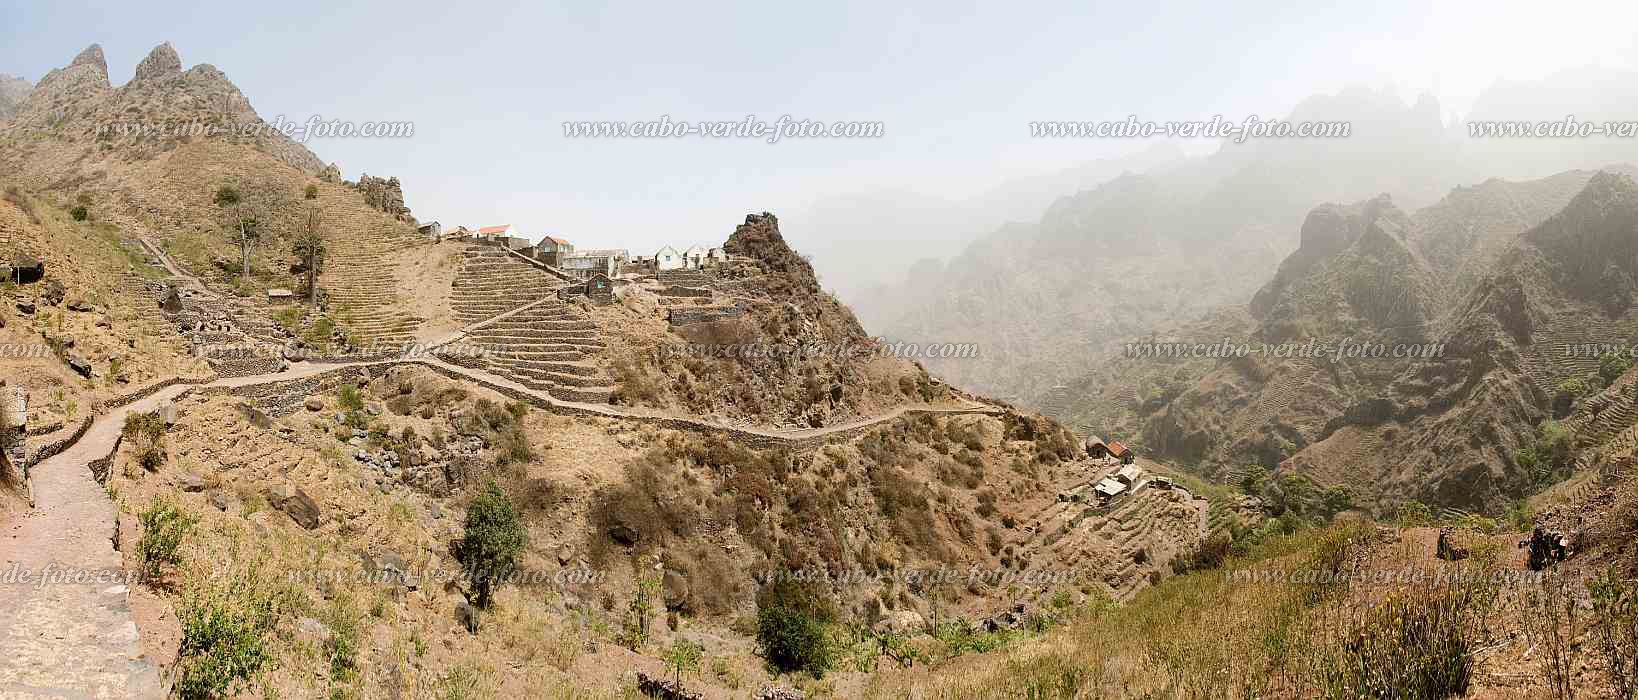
[132,42,182,83]
[69,43,107,71]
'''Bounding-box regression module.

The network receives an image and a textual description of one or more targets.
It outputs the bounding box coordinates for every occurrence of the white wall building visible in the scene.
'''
[655,245,684,271]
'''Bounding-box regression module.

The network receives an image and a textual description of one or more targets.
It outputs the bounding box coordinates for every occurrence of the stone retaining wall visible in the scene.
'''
[666,305,747,326]
[98,375,214,412]
[656,285,711,298]
[26,416,92,468]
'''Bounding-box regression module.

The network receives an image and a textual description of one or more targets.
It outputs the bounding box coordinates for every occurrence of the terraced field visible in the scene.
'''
[449,244,616,403]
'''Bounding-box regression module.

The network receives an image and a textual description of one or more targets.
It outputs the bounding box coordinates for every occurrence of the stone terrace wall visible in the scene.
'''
[666,305,746,327]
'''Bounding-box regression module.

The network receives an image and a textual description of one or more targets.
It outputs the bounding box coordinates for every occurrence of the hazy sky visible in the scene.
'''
[4,0,1638,255]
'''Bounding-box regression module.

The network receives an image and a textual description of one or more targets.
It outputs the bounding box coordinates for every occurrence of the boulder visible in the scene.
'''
[208,491,232,511]
[40,279,64,306]
[608,524,639,547]
[266,288,293,302]
[15,300,34,315]
[158,400,178,426]
[873,609,926,636]
[1435,527,1470,561]
[455,595,479,634]
[662,569,691,612]
[304,397,324,412]
[66,354,92,378]
[179,473,206,493]
[237,403,272,429]
[9,256,43,284]
[266,485,322,529]
[65,299,93,312]
[159,287,182,314]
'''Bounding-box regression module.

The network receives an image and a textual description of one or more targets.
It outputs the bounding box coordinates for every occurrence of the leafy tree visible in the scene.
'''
[212,181,293,282]
[1319,486,1355,519]
[1238,465,1269,496]
[1601,352,1634,385]
[456,481,527,609]
[303,183,318,200]
[291,206,328,304]
[755,578,834,677]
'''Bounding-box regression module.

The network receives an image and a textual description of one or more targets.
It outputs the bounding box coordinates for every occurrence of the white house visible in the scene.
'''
[705,247,729,266]
[655,245,684,271]
[682,244,708,269]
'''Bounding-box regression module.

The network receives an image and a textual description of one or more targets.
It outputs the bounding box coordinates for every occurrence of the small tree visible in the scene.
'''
[754,578,834,677]
[212,182,292,282]
[457,481,527,610]
[291,207,328,305]
[664,639,703,686]
[303,183,319,200]
[1602,352,1634,385]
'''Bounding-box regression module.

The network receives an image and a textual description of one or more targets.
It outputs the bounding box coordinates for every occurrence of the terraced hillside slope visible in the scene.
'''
[592,214,958,426]
[1111,171,1638,512]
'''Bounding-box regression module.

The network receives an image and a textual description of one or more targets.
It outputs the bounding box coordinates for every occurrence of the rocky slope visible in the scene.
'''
[1114,170,1638,512]
[0,73,31,123]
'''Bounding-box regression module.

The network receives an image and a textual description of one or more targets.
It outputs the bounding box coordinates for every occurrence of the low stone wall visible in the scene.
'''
[88,433,124,485]
[204,364,371,417]
[666,305,746,326]
[656,285,711,299]
[98,375,214,412]
[26,416,93,468]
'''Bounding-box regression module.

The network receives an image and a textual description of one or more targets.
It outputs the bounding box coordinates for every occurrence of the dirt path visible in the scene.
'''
[0,385,190,699]
[0,314,1003,698]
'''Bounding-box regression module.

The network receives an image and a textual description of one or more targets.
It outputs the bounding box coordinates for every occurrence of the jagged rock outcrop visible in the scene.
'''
[356,174,413,222]
[131,42,182,83]
[17,44,111,121]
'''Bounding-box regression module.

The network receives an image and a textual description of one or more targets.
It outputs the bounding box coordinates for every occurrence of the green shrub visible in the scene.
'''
[137,496,197,578]
[69,205,89,221]
[457,482,527,609]
[123,410,169,471]
[1602,353,1635,385]
[754,578,835,677]
[304,184,319,200]
[212,185,240,207]
[336,384,364,412]
[175,562,285,699]
[494,424,535,465]
[323,593,361,682]
[665,639,704,684]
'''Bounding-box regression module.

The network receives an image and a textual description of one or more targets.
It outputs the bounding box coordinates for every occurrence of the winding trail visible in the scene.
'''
[0,346,999,698]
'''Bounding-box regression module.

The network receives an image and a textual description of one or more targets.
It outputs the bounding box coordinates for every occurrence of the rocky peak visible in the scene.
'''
[30,43,111,100]
[70,44,107,72]
[132,42,182,83]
